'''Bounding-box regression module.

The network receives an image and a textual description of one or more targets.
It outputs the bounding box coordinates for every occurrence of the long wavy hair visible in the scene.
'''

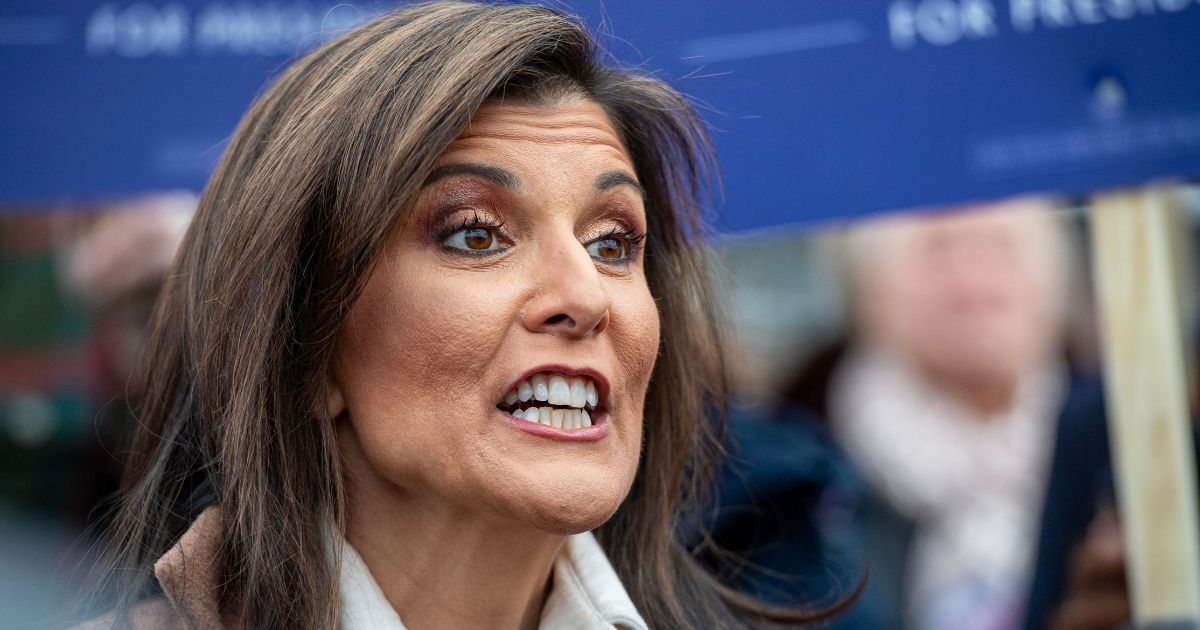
[97,2,843,627]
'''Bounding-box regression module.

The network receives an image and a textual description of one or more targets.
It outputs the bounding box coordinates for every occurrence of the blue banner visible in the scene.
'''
[2,1,1199,230]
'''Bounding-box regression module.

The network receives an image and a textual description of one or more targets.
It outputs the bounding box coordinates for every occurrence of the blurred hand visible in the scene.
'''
[1047,507,1130,630]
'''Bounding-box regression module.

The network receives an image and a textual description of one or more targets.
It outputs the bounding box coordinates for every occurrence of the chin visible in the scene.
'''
[528,504,619,536]
[483,463,635,535]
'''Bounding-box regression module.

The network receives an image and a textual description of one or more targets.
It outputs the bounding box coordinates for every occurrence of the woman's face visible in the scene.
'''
[331,96,660,534]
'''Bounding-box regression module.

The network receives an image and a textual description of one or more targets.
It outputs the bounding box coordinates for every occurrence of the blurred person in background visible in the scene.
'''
[0,195,192,628]
[831,200,1072,630]
[701,199,1088,630]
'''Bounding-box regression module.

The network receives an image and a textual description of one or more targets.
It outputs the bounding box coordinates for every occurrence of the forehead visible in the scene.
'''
[440,97,635,172]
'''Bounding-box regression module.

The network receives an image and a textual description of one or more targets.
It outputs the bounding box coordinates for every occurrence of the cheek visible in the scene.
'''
[333,261,520,479]
[612,279,661,410]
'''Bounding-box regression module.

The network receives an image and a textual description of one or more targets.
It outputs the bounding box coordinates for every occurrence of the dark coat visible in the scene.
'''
[701,377,1110,630]
[697,408,908,629]
[1022,379,1112,630]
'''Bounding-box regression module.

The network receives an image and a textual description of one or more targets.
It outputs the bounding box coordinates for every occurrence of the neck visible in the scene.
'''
[861,343,1028,417]
[923,369,1019,416]
[338,426,563,630]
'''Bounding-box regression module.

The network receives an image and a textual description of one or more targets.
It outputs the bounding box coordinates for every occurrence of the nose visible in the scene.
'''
[522,235,610,338]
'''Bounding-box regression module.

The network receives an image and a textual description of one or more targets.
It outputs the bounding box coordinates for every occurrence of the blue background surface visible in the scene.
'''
[3,1,1200,230]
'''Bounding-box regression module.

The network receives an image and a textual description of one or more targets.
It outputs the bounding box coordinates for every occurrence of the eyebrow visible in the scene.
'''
[424,163,644,199]
[425,163,520,188]
[594,171,644,198]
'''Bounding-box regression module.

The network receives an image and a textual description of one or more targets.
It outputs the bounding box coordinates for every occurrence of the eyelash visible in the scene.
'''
[435,211,511,256]
[587,226,646,264]
[435,212,646,263]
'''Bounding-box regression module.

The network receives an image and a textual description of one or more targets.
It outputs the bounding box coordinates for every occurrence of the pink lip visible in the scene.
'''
[499,408,610,442]
[502,364,611,408]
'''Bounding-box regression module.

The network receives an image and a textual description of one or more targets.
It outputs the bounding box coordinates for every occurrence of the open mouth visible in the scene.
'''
[496,371,602,430]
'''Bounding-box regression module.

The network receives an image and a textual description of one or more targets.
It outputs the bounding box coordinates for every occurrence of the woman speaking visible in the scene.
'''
[88,2,839,628]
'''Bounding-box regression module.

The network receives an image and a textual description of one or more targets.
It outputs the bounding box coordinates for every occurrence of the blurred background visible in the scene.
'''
[3,1,1199,628]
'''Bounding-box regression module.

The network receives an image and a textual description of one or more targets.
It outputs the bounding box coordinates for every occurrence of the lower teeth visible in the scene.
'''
[510,407,592,429]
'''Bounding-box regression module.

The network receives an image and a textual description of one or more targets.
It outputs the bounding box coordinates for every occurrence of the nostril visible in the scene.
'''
[544,314,572,327]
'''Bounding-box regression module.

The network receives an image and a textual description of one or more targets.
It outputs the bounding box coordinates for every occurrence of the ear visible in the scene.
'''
[326,375,346,420]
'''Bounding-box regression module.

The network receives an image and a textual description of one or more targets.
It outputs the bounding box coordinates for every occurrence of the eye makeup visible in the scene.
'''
[582,224,646,265]
[581,197,648,265]
[414,174,513,253]
[434,209,513,256]
[417,174,649,264]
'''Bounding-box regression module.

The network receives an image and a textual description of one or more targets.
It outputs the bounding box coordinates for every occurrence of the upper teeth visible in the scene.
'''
[503,373,598,410]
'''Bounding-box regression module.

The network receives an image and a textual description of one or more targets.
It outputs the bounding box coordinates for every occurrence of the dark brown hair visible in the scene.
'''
[98,2,844,627]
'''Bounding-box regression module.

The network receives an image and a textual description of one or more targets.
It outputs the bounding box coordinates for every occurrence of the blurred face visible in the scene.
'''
[330,96,659,534]
[857,203,1063,388]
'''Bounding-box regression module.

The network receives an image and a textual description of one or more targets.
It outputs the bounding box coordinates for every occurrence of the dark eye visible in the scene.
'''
[444,226,504,252]
[586,237,626,260]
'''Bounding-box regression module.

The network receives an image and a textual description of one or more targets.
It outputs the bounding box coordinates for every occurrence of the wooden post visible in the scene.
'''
[1090,186,1200,627]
